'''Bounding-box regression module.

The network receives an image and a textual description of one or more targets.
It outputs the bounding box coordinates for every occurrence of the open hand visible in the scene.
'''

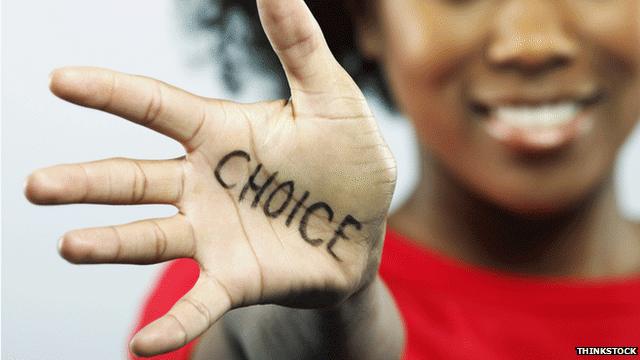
[25,0,396,356]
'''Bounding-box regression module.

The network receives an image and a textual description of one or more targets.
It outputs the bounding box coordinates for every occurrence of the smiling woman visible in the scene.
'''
[185,0,640,215]
[124,1,640,359]
[20,0,640,359]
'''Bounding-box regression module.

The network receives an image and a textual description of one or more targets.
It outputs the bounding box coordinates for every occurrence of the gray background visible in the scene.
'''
[2,1,639,359]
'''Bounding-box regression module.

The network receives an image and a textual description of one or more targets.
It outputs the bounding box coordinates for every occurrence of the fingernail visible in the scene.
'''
[57,236,64,253]
[48,69,59,89]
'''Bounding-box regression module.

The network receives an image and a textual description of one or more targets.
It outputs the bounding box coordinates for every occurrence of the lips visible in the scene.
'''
[470,90,603,155]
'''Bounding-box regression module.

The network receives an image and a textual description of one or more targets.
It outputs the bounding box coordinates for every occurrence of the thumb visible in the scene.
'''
[257,0,364,109]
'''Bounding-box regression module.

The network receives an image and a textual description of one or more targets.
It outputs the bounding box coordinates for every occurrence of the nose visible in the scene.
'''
[487,0,578,75]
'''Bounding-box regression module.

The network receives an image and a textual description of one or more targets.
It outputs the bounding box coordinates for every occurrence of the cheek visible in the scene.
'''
[377,0,640,214]
[406,87,470,161]
[570,0,640,62]
[379,1,487,87]
[616,80,640,145]
[378,1,488,153]
[574,1,640,143]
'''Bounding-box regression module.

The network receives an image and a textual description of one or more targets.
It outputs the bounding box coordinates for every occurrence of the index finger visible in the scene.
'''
[49,67,211,150]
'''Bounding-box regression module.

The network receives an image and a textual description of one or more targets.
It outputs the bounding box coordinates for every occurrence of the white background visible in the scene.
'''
[2,1,639,359]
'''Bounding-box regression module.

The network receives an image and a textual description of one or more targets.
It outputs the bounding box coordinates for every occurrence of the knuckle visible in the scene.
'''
[130,161,148,204]
[150,220,168,261]
[202,270,234,308]
[184,104,208,150]
[142,82,164,126]
[108,226,124,262]
[77,163,91,203]
[164,313,189,347]
[181,297,212,325]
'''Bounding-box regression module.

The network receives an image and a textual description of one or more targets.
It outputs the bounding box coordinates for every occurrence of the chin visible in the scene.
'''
[480,181,604,219]
[492,195,580,218]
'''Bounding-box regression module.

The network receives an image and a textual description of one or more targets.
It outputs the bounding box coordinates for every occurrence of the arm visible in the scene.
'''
[26,0,401,358]
[193,275,405,360]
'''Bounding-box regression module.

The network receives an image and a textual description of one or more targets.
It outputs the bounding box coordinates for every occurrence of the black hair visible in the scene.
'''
[180,0,396,110]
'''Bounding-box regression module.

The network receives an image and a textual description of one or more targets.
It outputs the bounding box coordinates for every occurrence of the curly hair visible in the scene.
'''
[180,0,396,110]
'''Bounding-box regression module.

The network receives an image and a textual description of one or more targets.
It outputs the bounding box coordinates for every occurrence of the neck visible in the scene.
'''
[389,151,640,278]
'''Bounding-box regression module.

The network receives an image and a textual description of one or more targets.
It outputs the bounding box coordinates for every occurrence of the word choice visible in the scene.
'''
[214,150,362,261]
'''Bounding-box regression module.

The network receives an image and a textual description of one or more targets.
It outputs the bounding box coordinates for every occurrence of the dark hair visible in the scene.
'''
[181,0,396,110]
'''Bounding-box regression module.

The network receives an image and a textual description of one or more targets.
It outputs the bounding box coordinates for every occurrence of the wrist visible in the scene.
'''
[318,275,405,360]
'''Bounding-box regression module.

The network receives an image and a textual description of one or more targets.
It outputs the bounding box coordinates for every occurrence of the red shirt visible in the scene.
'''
[129,228,640,359]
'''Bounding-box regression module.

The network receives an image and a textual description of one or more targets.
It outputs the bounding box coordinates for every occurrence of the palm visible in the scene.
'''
[186,95,393,305]
[25,0,396,357]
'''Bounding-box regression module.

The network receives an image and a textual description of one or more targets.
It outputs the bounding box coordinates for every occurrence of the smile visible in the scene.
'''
[471,91,604,155]
[494,102,582,129]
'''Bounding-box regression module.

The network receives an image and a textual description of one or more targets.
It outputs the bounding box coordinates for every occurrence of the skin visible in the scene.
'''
[355,0,640,277]
[23,0,640,358]
[195,0,640,357]
[25,0,403,357]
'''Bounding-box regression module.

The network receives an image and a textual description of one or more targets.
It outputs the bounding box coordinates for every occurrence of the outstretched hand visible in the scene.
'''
[25,0,396,356]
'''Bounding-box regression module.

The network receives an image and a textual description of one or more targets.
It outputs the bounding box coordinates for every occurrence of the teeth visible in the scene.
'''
[494,102,581,129]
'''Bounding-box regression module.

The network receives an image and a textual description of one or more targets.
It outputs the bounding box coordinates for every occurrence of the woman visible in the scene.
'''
[25,0,640,359]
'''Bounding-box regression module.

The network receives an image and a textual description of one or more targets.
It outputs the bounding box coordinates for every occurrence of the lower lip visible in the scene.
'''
[481,107,594,155]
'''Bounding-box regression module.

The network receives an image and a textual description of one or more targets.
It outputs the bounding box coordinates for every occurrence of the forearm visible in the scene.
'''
[316,275,406,360]
[208,275,405,360]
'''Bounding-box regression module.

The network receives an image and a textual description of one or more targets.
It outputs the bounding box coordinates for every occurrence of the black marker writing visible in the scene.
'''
[214,149,363,261]
[264,181,294,218]
[286,190,309,227]
[239,163,279,208]
[214,150,251,189]
[327,215,362,261]
[299,202,334,246]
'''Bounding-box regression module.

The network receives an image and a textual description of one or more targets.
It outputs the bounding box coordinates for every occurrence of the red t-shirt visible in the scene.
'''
[129,228,640,359]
